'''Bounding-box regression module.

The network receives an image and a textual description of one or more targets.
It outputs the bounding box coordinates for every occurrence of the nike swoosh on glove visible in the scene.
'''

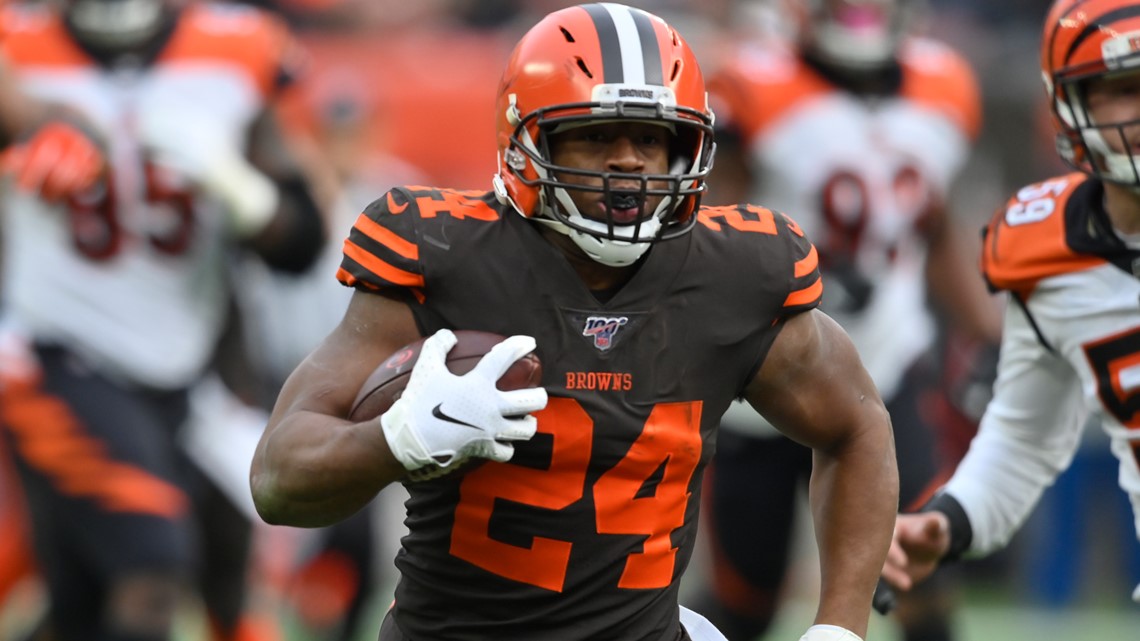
[380,329,547,481]
[4,122,105,202]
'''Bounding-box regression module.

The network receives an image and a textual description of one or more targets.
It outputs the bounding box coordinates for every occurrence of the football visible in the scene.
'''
[348,330,543,422]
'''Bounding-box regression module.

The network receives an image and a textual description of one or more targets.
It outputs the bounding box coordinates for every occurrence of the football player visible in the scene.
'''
[688,1,1002,640]
[0,1,325,640]
[0,49,109,629]
[883,0,1140,606]
[250,4,897,641]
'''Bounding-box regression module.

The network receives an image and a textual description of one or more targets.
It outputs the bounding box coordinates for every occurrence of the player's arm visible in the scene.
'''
[743,308,897,640]
[0,54,34,147]
[250,284,547,528]
[250,290,422,528]
[883,296,1084,590]
[923,204,1003,343]
[0,53,108,202]
[239,105,327,273]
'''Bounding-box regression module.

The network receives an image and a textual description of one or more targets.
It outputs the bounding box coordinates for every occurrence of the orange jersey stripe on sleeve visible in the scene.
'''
[784,275,823,309]
[341,238,424,288]
[794,245,819,278]
[352,213,419,260]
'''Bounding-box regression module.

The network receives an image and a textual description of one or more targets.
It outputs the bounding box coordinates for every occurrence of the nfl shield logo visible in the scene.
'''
[582,316,628,351]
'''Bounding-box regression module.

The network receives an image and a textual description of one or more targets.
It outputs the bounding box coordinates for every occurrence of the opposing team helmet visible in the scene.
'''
[61,0,179,54]
[790,0,916,70]
[492,2,715,267]
[1043,0,1140,187]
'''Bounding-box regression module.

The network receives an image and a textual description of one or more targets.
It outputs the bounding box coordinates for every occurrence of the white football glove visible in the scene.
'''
[380,329,547,481]
[799,625,863,641]
[138,113,279,238]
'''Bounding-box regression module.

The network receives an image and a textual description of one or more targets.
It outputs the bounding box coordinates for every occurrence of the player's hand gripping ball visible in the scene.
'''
[351,329,545,481]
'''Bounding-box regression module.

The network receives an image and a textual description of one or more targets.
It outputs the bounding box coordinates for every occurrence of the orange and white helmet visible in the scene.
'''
[492,3,715,267]
[789,0,916,70]
[1043,0,1140,187]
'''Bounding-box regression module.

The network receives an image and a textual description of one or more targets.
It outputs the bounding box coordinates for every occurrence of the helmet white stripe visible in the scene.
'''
[583,3,661,86]
[602,3,646,85]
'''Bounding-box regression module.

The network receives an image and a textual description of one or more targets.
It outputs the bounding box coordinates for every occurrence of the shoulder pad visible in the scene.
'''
[981,174,1105,296]
[0,6,87,66]
[336,186,499,296]
[167,4,303,96]
[696,204,821,313]
[898,37,982,140]
[707,41,830,139]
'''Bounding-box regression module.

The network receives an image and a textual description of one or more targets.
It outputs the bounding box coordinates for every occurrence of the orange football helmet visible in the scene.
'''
[1043,0,1140,186]
[492,3,714,267]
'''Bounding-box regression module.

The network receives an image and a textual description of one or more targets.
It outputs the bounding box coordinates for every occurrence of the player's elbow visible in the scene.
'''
[249,466,288,525]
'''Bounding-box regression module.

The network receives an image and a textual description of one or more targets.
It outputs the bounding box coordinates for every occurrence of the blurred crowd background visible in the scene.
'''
[1,0,1139,640]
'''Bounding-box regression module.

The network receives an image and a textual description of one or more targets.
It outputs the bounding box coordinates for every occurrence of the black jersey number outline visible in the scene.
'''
[1083,326,1140,467]
[449,397,702,592]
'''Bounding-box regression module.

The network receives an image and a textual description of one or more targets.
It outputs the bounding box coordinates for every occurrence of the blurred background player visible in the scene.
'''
[883,0,1140,611]
[0,43,112,636]
[686,1,1002,640]
[227,68,426,641]
[0,1,325,640]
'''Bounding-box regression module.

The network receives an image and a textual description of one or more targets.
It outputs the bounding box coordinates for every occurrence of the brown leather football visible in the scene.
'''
[348,330,543,421]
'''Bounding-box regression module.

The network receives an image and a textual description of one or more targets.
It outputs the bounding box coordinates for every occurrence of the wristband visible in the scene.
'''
[205,152,280,238]
[799,624,863,641]
[919,491,973,563]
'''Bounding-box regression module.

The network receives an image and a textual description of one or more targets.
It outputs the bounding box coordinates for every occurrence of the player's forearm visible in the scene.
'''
[809,415,898,637]
[941,418,1076,556]
[246,173,327,273]
[250,411,404,528]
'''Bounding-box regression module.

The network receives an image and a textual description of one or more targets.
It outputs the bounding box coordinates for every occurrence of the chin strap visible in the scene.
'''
[531,217,651,267]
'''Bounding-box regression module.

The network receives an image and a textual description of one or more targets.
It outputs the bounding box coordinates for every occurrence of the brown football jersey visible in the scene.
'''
[337,186,821,640]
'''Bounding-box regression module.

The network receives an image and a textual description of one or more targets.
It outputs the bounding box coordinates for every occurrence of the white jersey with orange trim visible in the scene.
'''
[943,174,1140,600]
[0,3,297,389]
[709,37,980,403]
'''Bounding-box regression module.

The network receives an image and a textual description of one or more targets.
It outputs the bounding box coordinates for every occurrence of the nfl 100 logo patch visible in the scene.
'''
[582,316,628,351]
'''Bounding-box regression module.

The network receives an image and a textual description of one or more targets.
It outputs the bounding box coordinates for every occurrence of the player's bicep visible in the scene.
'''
[270,290,421,423]
[743,309,887,451]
